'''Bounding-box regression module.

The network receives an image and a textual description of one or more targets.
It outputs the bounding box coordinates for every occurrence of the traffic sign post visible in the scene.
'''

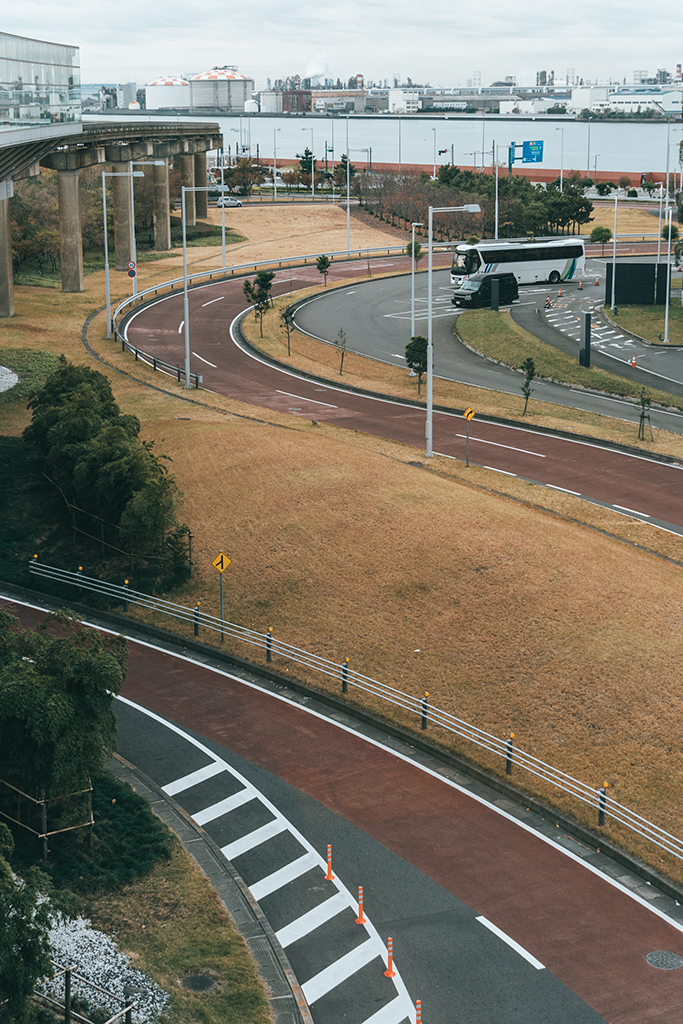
[464,407,475,467]
[211,552,232,641]
[127,260,136,280]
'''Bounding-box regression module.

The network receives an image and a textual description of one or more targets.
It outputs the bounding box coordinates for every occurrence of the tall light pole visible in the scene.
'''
[432,127,437,179]
[426,203,481,457]
[556,126,564,191]
[586,116,593,180]
[657,182,664,264]
[398,115,402,175]
[129,159,164,296]
[346,116,350,252]
[611,191,618,312]
[411,221,423,338]
[664,207,673,343]
[273,127,280,203]
[181,185,232,388]
[101,169,144,337]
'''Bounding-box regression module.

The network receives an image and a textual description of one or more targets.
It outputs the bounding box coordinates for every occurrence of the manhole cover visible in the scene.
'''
[181,975,216,992]
[646,951,683,970]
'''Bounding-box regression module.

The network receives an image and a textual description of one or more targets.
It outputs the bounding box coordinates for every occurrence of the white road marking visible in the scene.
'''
[222,817,289,860]
[275,891,348,948]
[163,761,225,795]
[193,787,256,825]
[250,852,317,901]
[178,321,184,333]
[276,389,338,408]
[547,485,581,496]
[202,296,225,306]
[613,504,650,518]
[476,916,545,970]
[359,996,411,1024]
[302,937,378,1004]
[484,466,518,476]
[192,352,217,367]
[455,434,546,457]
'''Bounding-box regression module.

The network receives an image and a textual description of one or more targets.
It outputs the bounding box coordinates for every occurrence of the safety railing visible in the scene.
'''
[27,559,683,865]
[116,333,203,388]
[110,242,456,338]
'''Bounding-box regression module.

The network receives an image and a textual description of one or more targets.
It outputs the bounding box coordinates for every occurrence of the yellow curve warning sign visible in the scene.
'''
[464,407,475,421]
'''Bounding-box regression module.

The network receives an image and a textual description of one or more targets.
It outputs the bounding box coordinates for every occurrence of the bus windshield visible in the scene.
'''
[452,250,481,275]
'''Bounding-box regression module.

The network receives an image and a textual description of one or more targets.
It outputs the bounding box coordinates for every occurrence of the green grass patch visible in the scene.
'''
[456,309,683,409]
[607,300,683,345]
[0,349,60,406]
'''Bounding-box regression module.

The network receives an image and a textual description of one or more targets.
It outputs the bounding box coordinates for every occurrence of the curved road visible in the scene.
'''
[124,259,683,534]
[6,595,683,1024]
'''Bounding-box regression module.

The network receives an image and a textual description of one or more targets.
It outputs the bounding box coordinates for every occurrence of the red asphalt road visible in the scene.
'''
[124,256,683,529]
[7,597,681,1024]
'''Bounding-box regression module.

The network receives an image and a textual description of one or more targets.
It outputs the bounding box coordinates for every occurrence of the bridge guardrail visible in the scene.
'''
[28,559,683,867]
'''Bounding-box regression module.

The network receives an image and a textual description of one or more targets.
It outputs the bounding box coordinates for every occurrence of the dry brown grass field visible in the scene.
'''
[4,204,683,884]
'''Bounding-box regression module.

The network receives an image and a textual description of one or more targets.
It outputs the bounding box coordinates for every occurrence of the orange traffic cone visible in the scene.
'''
[595,277,599,286]
[558,287,563,297]
[578,280,583,290]
[631,355,636,367]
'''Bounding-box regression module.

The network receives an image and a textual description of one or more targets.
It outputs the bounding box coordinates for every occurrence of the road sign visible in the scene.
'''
[522,140,544,164]
[211,552,231,573]
[127,270,136,278]
[464,407,475,421]
[127,261,136,270]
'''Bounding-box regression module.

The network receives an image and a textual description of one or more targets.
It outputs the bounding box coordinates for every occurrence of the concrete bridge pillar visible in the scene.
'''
[0,196,14,318]
[194,152,208,218]
[112,161,133,271]
[177,154,195,227]
[57,169,84,293]
[152,159,171,251]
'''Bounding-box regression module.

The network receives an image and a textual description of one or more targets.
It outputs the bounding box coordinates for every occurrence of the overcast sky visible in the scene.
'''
[7,1,679,90]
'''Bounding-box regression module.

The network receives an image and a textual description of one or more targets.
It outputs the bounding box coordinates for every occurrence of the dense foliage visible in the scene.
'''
[23,358,186,561]
[354,167,594,239]
[0,608,126,798]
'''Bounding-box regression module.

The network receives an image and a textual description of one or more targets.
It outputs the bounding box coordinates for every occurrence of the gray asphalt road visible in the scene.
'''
[292,261,683,436]
[116,697,606,1024]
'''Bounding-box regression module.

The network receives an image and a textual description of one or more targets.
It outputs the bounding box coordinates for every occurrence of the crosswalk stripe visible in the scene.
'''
[221,817,288,860]
[162,760,225,795]
[193,787,255,825]
[275,891,349,948]
[250,852,317,901]
[359,994,415,1024]
[302,937,378,1005]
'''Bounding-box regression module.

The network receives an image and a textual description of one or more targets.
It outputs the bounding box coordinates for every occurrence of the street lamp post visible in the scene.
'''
[426,203,481,457]
[346,117,350,252]
[432,127,437,179]
[556,127,564,191]
[411,221,424,338]
[664,207,673,343]
[181,184,232,388]
[398,115,402,175]
[611,191,618,312]
[586,116,593,180]
[101,169,144,338]
[273,128,280,203]
[129,159,164,296]
[657,182,664,264]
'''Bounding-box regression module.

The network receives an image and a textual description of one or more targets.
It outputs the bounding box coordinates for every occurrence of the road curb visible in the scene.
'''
[109,752,313,1024]
[3,579,683,908]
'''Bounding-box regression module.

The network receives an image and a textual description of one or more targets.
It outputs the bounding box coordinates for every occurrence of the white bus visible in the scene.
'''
[450,239,586,287]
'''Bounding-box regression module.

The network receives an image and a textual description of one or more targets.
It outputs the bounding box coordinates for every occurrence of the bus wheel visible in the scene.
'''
[548,271,561,284]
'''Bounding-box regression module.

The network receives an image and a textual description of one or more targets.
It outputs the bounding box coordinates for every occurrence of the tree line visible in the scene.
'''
[354,166,595,239]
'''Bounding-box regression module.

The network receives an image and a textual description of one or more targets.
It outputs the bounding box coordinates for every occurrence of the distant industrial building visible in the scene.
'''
[190,67,253,113]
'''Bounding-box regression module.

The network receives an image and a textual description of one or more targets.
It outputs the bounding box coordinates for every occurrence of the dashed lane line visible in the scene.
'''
[454,434,546,457]
[276,390,339,408]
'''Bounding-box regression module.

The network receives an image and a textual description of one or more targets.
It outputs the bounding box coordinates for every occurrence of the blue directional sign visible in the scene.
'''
[522,140,544,164]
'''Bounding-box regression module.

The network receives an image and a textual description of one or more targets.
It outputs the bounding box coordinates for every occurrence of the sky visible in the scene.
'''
[6,1,680,90]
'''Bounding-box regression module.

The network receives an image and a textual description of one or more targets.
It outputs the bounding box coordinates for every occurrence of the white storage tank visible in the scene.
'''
[145,76,190,110]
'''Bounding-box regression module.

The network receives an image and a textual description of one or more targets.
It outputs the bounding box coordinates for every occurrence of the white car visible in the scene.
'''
[215,196,242,207]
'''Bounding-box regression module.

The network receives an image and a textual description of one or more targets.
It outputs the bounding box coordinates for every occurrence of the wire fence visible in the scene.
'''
[27,559,683,865]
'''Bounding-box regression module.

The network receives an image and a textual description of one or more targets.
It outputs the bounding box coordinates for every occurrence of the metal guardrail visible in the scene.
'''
[116,333,202,388]
[110,242,453,338]
[28,559,683,865]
